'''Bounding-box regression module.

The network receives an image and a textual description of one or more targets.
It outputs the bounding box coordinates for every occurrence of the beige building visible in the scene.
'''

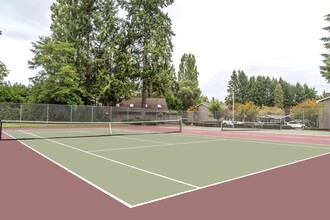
[317,97,330,129]
[187,102,216,122]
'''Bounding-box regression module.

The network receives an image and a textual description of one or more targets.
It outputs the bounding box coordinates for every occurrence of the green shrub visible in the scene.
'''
[262,124,292,129]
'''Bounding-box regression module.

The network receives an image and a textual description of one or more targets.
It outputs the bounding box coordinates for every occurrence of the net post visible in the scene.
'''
[109,122,112,135]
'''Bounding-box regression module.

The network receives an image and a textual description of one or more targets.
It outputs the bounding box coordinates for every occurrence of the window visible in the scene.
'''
[130,104,134,107]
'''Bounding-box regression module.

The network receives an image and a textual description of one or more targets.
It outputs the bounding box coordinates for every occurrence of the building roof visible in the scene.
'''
[118,98,168,110]
[260,115,290,120]
[317,96,330,103]
[196,102,209,108]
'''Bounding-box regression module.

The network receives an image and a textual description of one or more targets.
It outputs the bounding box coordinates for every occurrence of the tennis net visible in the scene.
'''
[0,119,182,141]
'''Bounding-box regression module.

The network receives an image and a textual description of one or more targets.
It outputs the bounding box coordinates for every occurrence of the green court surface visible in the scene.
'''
[4,128,330,207]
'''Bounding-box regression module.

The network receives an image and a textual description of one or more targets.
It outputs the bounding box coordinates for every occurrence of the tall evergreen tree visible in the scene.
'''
[175,53,202,109]
[50,0,118,104]
[121,0,175,108]
[294,82,304,105]
[0,61,9,83]
[303,84,317,100]
[274,83,284,109]
[0,31,7,83]
[95,0,134,105]
[225,70,238,104]
[226,71,317,108]
[237,70,249,103]
[319,90,330,99]
[226,70,250,104]
[253,76,268,106]
[178,53,199,83]
[279,78,295,108]
[320,14,330,83]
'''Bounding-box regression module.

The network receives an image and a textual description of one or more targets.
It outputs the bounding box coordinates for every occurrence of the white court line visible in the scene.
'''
[79,130,226,153]
[222,131,330,141]
[89,139,227,153]
[18,130,199,189]
[80,130,171,145]
[4,131,132,208]
[131,151,330,208]
[6,130,330,208]
[227,138,330,150]
[175,132,330,150]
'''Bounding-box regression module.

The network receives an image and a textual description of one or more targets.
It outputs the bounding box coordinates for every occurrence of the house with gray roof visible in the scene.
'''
[118,98,168,111]
[114,98,169,121]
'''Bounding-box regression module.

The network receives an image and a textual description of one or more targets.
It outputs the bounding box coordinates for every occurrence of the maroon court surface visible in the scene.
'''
[1,130,330,220]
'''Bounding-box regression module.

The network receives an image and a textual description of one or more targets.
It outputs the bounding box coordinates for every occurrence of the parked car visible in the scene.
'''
[222,120,234,126]
[286,121,306,129]
[253,121,264,126]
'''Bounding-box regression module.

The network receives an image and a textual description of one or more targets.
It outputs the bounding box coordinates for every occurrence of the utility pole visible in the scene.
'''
[232,90,235,128]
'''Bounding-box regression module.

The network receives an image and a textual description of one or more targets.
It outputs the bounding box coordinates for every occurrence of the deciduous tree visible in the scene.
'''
[29,37,84,104]
[290,99,323,127]
[234,102,260,122]
[207,98,224,123]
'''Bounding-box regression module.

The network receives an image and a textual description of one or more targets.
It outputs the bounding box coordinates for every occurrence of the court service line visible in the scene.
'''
[18,130,200,190]
[89,139,227,153]
[220,131,330,141]
[227,138,330,150]
[80,130,171,145]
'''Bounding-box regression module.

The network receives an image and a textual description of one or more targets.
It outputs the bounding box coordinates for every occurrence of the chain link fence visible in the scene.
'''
[1,102,329,129]
[0,102,182,123]
[183,108,330,130]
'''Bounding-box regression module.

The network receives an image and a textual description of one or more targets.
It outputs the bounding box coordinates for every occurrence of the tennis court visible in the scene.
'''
[2,120,330,209]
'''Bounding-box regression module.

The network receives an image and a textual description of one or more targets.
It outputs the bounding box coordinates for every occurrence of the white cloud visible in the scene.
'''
[168,0,330,100]
[0,0,329,100]
[0,0,53,84]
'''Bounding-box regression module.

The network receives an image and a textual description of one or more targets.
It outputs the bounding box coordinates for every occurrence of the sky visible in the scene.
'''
[1,0,330,101]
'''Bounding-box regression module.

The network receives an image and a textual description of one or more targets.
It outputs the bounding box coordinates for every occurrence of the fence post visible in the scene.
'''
[70,105,73,123]
[46,104,49,123]
[19,104,22,122]
[0,119,2,140]
[91,106,94,123]
[109,106,112,122]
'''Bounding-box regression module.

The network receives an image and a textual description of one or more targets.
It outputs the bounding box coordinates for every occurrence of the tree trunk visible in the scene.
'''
[141,79,147,119]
